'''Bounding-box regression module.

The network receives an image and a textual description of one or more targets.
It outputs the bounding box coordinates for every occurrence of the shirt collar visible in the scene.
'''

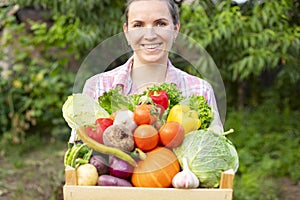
[112,57,179,94]
[111,57,134,95]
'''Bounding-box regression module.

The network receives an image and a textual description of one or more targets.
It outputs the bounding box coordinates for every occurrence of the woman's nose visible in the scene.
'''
[144,27,156,40]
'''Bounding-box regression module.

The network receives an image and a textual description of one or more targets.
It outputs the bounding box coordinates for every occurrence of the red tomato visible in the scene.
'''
[133,124,159,151]
[158,121,185,148]
[133,104,156,125]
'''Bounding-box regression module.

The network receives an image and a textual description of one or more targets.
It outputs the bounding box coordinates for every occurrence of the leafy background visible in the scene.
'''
[0,0,299,199]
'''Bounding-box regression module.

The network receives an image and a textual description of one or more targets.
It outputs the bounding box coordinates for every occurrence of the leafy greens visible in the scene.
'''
[98,86,138,114]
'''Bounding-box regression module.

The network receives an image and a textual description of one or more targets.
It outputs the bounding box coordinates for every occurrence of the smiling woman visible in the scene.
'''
[122,0,181,91]
[73,0,224,144]
[123,0,180,67]
[123,1,180,68]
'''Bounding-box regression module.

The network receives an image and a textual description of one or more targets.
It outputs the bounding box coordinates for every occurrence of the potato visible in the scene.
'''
[76,164,98,186]
[98,175,132,187]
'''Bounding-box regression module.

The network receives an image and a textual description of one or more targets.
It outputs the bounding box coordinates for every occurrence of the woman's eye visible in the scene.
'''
[133,23,142,28]
[156,21,167,27]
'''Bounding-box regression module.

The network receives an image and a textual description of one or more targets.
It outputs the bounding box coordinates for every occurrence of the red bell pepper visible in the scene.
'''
[96,118,114,131]
[86,118,113,144]
[149,90,169,110]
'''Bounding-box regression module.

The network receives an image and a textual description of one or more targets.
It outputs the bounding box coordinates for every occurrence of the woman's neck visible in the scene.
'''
[130,59,168,92]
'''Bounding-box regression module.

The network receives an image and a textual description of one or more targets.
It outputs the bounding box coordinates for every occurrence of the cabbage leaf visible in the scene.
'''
[62,93,109,129]
[173,129,239,188]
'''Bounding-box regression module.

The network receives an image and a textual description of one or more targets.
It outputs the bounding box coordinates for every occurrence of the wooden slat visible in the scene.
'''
[63,185,233,200]
[65,166,77,186]
[220,169,235,189]
[63,167,235,200]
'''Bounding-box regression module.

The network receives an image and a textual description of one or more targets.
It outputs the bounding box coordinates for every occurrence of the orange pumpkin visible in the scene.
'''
[131,147,180,188]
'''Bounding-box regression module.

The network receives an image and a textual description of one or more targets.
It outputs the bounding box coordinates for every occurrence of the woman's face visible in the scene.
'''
[124,0,180,65]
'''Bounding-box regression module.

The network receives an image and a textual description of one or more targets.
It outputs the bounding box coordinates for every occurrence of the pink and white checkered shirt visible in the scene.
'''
[82,57,223,130]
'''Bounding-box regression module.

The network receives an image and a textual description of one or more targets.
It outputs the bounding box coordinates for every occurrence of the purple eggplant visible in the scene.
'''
[109,156,133,179]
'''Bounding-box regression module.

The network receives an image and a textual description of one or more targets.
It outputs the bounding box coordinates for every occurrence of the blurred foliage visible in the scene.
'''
[13,0,125,56]
[0,0,127,150]
[225,101,300,199]
[181,0,300,78]
[180,0,300,109]
[0,6,75,145]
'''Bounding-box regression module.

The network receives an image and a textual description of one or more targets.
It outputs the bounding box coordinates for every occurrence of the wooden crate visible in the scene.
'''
[63,167,235,200]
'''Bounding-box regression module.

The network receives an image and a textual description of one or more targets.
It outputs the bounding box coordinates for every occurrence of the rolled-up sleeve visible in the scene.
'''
[82,75,99,100]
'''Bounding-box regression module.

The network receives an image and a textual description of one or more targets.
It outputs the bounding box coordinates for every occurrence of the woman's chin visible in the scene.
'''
[138,52,168,64]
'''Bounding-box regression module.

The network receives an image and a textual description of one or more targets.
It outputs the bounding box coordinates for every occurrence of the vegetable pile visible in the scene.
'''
[62,83,238,188]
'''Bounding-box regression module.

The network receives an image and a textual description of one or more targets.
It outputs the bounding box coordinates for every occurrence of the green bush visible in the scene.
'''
[0,7,75,145]
[225,102,300,199]
[14,0,125,56]
[180,0,300,109]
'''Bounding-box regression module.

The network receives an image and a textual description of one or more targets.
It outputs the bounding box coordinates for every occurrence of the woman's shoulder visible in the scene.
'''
[86,61,129,81]
[167,65,214,98]
[169,65,213,89]
[83,60,132,97]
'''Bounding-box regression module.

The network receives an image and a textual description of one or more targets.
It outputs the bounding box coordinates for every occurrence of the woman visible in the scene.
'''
[81,0,223,131]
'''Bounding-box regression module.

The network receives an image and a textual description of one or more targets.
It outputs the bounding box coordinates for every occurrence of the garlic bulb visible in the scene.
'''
[172,157,200,189]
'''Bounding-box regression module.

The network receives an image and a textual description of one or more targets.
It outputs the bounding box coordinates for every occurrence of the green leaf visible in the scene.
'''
[12,64,25,72]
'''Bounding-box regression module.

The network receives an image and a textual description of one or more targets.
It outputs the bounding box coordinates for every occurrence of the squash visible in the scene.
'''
[131,147,180,188]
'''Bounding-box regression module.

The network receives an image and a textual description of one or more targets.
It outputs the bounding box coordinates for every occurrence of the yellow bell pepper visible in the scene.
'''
[167,104,201,134]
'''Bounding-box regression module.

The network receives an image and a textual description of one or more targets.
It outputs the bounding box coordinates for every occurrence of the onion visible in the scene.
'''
[89,155,109,175]
[113,110,137,132]
[109,156,134,179]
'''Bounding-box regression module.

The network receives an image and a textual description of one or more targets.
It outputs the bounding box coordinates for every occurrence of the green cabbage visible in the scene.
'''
[62,93,109,129]
[173,129,239,188]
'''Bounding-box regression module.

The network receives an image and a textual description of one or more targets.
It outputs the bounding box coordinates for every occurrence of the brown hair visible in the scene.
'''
[124,0,180,26]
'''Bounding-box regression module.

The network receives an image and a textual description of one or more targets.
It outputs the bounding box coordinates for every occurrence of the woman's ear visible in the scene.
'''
[123,23,130,45]
[173,21,180,41]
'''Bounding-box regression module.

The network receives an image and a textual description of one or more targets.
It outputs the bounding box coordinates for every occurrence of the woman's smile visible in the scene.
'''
[141,43,163,52]
[123,0,180,66]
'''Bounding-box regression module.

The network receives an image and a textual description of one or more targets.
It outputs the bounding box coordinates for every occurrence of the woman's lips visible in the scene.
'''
[141,43,162,51]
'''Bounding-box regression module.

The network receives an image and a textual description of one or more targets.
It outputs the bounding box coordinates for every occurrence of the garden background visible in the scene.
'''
[0,0,299,199]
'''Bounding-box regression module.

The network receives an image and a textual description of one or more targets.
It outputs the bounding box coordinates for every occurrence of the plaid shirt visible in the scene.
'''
[82,57,223,130]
